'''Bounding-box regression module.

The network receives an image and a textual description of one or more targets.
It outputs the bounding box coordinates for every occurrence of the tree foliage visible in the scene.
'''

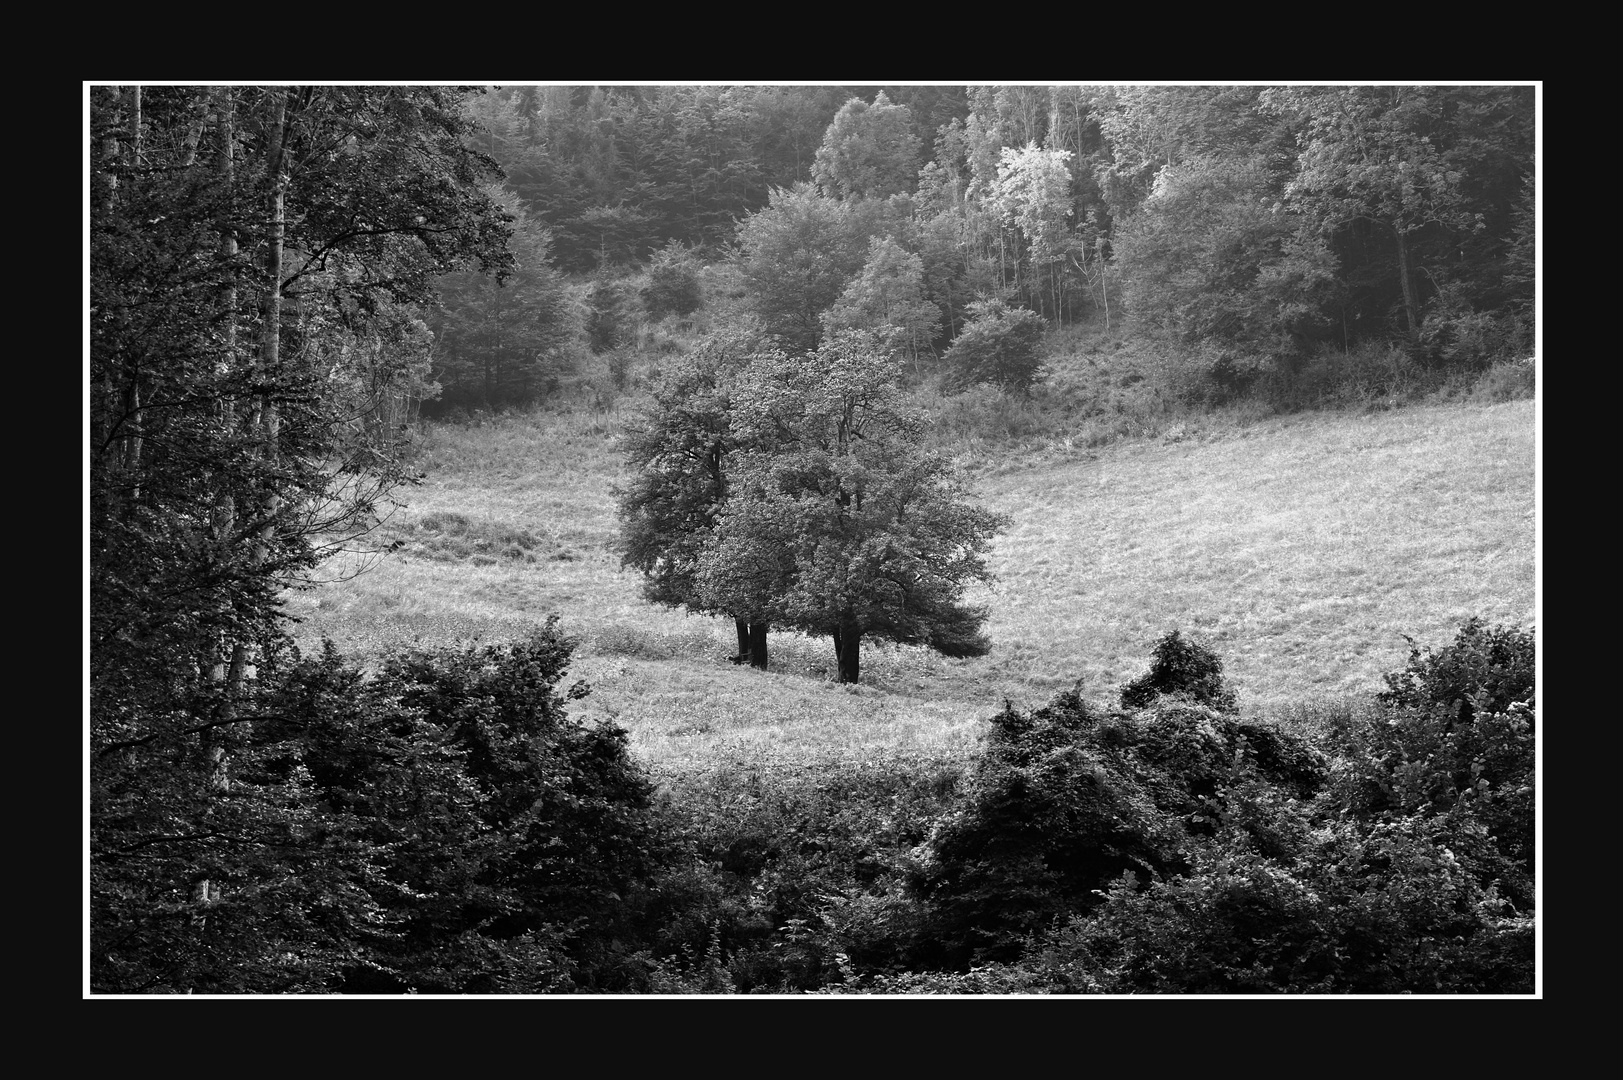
[991,143,1075,315]
[617,327,769,612]
[941,297,1046,394]
[812,91,924,201]
[90,85,517,992]
[93,623,666,994]
[820,236,942,376]
[426,191,579,413]
[1113,155,1340,373]
[693,331,1008,683]
[640,240,705,320]
[732,183,900,353]
[618,328,1005,684]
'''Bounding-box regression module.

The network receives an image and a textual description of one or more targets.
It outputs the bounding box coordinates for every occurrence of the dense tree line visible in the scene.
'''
[431,84,1532,412]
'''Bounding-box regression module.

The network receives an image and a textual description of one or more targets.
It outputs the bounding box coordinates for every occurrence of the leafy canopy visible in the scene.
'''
[694,330,1008,680]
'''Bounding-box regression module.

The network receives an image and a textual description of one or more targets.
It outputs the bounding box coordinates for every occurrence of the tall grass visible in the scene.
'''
[285,396,1535,772]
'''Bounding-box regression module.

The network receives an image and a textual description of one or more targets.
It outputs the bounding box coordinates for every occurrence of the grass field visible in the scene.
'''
[283,397,1537,772]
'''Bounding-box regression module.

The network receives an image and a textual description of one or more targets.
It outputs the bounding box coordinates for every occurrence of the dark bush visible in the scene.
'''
[1069,807,1532,994]
[281,622,666,993]
[650,754,963,992]
[911,684,1320,968]
[942,298,1046,395]
[1327,618,1536,904]
[1120,629,1239,713]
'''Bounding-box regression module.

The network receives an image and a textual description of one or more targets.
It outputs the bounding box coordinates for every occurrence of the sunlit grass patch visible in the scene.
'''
[288,397,1535,765]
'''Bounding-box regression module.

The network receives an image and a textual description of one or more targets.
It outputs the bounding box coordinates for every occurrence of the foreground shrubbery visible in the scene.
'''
[660,620,1532,994]
[857,620,1535,994]
[92,621,668,994]
[90,618,1534,994]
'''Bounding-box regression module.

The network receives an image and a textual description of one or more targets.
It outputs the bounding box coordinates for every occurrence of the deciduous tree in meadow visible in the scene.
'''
[695,331,1007,683]
[616,327,780,668]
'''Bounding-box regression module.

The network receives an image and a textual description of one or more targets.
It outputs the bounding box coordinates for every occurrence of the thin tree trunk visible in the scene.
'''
[124,88,144,501]
[233,87,289,689]
[1097,240,1110,331]
[197,88,238,922]
[1393,221,1421,346]
[98,89,127,517]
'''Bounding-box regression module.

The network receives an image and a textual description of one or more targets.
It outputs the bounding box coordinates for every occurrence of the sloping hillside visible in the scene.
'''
[283,399,1536,767]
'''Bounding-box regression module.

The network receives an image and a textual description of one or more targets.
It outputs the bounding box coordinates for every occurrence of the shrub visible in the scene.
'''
[1378,617,1535,724]
[1071,808,1532,994]
[942,298,1047,394]
[1260,338,1425,412]
[1328,618,1536,902]
[911,682,1325,968]
[1467,359,1536,404]
[1119,629,1239,713]
[650,754,963,991]
[1415,283,1532,369]
[283,622,667,993]
[910,623,1329,974]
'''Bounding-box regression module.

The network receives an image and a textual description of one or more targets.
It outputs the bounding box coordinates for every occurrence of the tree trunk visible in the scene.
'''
[234,87,289,688]
[832,622,862,684]
[123,88,144,501]
[1393,221,1421,345]
[196,88,289,942]
[207,89,238,684]
[1097,240,1110,331]
[732,617,770,669]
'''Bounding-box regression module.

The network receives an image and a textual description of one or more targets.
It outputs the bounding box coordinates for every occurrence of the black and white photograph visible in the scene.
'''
[86,83,1539,996]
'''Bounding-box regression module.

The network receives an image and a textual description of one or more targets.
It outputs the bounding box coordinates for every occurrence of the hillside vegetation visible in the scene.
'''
[92,84,1536,994]
[284,396,1535,770]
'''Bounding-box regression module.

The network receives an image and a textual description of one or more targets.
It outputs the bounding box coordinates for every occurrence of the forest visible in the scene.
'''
[88,84,1537,995]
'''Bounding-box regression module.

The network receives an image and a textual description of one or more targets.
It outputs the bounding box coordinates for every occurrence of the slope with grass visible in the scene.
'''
[283,398,1535,772]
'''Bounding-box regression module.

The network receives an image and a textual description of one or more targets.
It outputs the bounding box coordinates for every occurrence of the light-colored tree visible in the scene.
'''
[991,143,1074,320]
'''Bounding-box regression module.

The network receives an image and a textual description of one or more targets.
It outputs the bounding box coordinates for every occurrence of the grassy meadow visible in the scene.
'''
[283,397,1536,773]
